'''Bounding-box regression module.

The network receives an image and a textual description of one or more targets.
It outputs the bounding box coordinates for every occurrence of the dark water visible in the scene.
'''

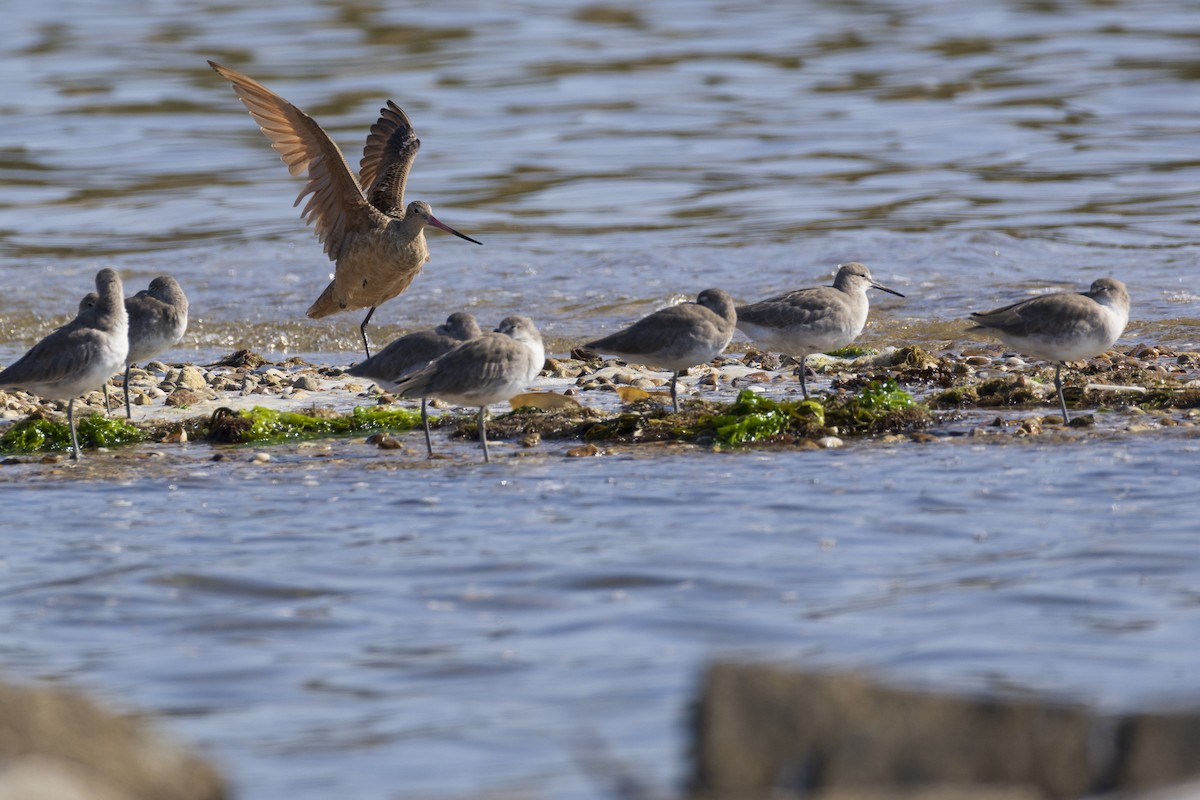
[2,1,1200,798]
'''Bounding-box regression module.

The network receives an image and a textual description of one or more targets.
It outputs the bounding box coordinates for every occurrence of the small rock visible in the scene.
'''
[1069,414,1096,428]
[520,432,541,448]
[365,433,403,449]
[251,452,271,463]
[566,443,603,457]
[176,366,206,389]
[910,432,939,443]
[816,436,843,449]
[964,355,992,367]
[292,375,321,391]
[164,388,201,408]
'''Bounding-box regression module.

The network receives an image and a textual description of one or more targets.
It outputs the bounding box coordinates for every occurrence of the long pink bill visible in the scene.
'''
[428,214,482,245]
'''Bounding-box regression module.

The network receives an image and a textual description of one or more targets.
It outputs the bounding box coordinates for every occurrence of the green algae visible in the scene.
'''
[708,381,927,445]
[826,345,876,358]
[711,391,826,444]
[0,413,144,454]
[203,405,421,444]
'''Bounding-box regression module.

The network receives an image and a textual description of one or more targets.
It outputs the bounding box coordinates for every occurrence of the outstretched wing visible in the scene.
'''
[209,61,377,261]
[359,100,421,216]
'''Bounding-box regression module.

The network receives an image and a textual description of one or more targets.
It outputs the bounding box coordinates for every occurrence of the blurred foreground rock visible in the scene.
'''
[0,678,226,800]
[690,663,1200,800]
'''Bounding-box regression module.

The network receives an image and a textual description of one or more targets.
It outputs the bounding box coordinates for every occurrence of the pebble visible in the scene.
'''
[365,433,403,450]
[292,375,321,391]
[252,452,271,463]
[177,366,208,390]
[164,388,201,407]
[816,436,843,449]
[566,443,603,457]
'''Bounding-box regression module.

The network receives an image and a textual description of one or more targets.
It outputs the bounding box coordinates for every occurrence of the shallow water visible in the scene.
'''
[4,434,1200,798]
[2,0,1200,798]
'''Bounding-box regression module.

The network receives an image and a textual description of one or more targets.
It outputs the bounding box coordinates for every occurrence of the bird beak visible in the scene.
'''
[427,214,482,245]
[872,281,905,298]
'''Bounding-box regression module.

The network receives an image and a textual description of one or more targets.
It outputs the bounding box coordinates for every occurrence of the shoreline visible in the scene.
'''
[2,343,1198,469]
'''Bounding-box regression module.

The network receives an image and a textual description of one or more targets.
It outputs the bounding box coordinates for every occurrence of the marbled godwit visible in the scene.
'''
[968,277,1130,422]
[209,61,482,358]
[736,262,904,398]
[115,276,189,419]
[584,288,737,412]
[392,315,544,463]
[0,269,129,460]
[346,311,482,456]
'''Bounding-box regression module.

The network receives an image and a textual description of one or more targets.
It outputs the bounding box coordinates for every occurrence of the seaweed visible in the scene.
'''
[707,381,928,445]
[0,412,144,454]
[205,405,421,444]
[710,391,826,445]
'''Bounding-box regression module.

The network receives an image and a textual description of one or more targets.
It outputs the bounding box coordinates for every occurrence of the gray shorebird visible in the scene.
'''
[114,275,189,419]
[0,269,129,460]
[584,288,737,412]
[209,61,482,358]
[392,316,544,463]
[346,312,482,456]
[736,262,904,398]
[968,277,1130,423]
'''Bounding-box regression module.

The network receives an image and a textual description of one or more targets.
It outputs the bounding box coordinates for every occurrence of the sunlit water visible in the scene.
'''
[2,0,1200,797]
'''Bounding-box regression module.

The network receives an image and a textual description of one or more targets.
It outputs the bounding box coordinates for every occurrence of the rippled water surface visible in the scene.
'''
[2,1,1200,798]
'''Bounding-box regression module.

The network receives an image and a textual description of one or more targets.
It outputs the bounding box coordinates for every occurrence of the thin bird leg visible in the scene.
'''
[67,397,81,461]
[478,406,490,463]
[358,306,377,358]
[102,381,111,416]
[421,397,433,457]
[798,355,809,399]
[1054,363,1069,423]
[123,363,134,420]
[670,370,679,413]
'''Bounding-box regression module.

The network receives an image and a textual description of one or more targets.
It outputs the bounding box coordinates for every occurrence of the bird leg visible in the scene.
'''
[798,355,809,399]
[1054,363,1069,423]
[478,406,490,463]
[67,397,81,461]
[101,382,111,416]
[358,306,377,358]
[421,397,434,457]
[670,370,679,413]
[123,363,134,420]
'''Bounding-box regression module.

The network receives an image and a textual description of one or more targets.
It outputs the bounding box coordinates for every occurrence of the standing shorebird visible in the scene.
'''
[392,316,544,463]
[968,277,1130,423]
[346,312,482,456]
[209,61,482,358]
[584,288,737,412]
[0,269,129,460]
[114,275,189,419]
[736,262,904,398]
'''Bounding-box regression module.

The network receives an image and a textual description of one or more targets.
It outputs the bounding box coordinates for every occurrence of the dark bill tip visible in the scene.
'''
[427,215,482,245]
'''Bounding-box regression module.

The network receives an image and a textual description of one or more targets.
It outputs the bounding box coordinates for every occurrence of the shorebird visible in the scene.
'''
[391,315,544,463]
[209,61,482,358]
[346,312,482,456]
[584,288,737,412]
[968,277,1130,423]
[112,276,189,419]
[0,269,129,460]
[736,262,904,398]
